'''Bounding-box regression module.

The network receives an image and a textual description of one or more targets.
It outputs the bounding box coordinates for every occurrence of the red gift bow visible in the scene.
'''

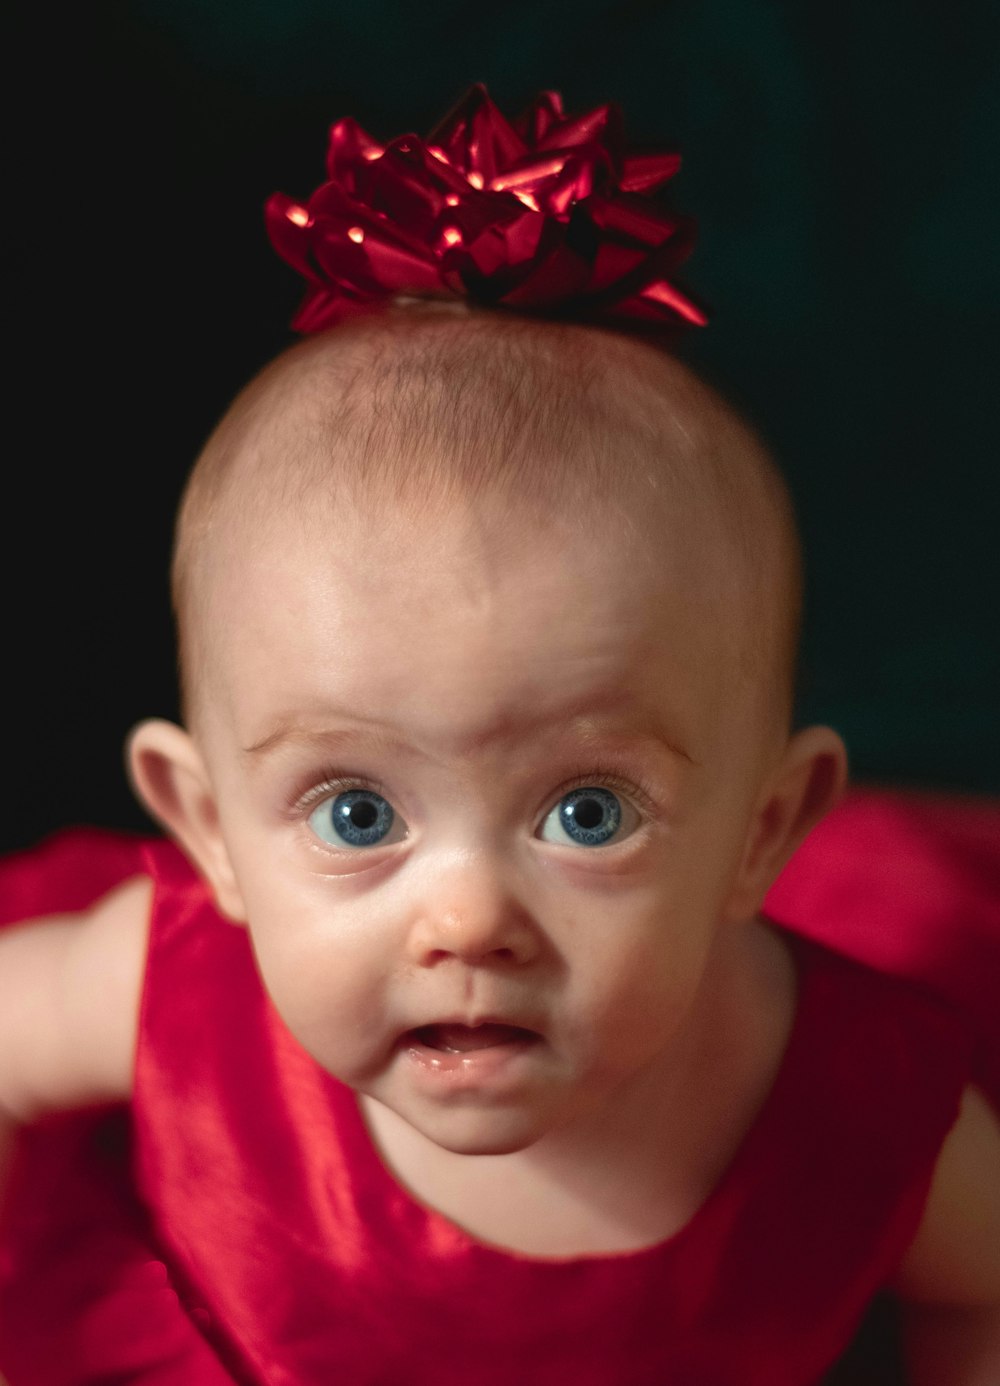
[266,84,708,333]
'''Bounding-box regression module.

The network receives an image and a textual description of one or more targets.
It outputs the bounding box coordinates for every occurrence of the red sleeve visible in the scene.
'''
[765,787,1000,1108]
[0,828,238,1385]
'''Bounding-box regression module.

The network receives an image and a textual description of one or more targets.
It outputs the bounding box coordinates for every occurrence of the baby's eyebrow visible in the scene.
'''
[241,711,697,769]
[241,720,398,760]
[242,705,554,762]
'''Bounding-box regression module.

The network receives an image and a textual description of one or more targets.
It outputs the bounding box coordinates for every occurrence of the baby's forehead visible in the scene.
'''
[219,311,754,536]
[177,307,801,730]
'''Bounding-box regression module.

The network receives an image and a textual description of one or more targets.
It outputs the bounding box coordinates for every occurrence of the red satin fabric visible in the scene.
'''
[0,831,236,1385]
[765,786,1000,1105]
[0,789,998,1384]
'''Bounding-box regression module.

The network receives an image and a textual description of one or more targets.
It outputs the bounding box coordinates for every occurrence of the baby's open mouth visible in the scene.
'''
[409,1023,539,1053]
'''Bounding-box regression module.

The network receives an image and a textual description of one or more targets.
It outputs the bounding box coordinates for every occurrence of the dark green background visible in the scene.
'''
[6,1,998,850]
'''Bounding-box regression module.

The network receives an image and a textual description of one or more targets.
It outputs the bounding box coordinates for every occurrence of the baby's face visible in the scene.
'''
[195,489,777,1156]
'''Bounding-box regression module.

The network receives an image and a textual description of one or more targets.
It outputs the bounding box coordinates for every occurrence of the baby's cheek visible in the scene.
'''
[255,941,388,1082]
[243,898,358,1024]
[573,929,704,1051]
[265,924,347,998]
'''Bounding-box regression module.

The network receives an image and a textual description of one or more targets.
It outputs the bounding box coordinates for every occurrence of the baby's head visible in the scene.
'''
[130,304,846,1155]
[175,302,804,739]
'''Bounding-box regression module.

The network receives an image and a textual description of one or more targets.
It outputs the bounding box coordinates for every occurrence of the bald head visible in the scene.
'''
[173,303,802,741]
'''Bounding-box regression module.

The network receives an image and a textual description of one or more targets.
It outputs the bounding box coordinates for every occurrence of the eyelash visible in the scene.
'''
[287,764,660,824]
[287,771,391,819]
[543,765,661,820]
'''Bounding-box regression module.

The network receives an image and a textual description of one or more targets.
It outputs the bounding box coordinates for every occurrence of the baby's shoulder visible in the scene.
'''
[756,923,977,1155]
[775,922,974,1047]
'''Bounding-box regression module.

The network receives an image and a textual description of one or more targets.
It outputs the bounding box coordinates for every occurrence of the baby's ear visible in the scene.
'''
[722,725,848,924]
[125,719,247,924]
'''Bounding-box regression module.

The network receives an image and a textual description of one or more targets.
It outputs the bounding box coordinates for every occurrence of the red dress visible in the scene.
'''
[1,789,998,1385]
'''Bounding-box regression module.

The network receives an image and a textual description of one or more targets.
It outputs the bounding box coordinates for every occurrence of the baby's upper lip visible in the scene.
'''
[406,1013,541,1035]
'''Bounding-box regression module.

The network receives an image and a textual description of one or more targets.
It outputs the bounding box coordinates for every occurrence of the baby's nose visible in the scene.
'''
[405,856,540,967]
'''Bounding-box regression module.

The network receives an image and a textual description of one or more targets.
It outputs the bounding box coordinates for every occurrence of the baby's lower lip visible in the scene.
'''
[401,1024,542,1083]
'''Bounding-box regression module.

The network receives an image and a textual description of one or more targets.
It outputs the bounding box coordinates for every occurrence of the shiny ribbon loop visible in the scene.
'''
[266,83,708,332]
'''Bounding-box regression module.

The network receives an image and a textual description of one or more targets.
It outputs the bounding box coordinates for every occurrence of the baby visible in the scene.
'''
[1,302,998,1384]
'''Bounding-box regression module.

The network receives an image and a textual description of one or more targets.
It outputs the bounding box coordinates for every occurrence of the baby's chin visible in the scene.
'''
[395,1102,554,1158]
[422,1124,543,1159]
[361,1086,560,1160]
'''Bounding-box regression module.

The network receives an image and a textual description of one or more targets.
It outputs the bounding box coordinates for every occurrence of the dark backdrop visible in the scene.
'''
[6,1,999,853]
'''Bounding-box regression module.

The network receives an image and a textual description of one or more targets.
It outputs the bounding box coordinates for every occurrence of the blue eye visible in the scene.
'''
[308,789,404,848]
[540,786,633,848]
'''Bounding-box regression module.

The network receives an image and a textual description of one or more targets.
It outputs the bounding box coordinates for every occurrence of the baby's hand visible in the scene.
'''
[0,874,151,1138]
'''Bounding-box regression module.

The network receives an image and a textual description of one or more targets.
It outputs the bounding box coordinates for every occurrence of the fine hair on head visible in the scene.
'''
[172,299,803,740]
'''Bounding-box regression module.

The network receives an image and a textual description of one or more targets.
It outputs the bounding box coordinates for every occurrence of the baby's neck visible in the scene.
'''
[359,919,797,1259]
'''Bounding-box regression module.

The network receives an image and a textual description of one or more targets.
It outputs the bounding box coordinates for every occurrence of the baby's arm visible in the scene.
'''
[892,1084,1000,1384]
[0,875,151,1188]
